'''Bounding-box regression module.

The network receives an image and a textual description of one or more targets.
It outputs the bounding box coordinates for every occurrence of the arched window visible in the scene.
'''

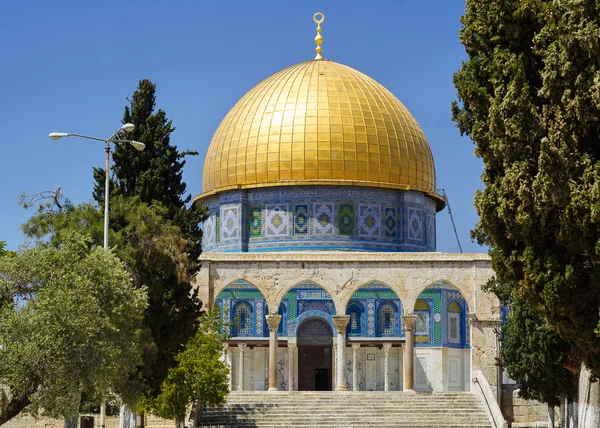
[378,302,396,336]
[278,304,287,336]
[233,302,252,336]
[448,301,461,344]
[346,302,363,336]
[415,299,430,336]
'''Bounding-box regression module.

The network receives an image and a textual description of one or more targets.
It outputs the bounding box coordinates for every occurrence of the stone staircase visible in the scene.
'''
[198,391,494,427]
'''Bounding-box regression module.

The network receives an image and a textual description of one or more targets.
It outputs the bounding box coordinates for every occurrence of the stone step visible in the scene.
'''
[198,391,493,428]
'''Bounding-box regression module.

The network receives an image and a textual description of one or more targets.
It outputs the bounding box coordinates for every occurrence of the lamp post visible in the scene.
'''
[49,124,145,428]
[49,124,145,250]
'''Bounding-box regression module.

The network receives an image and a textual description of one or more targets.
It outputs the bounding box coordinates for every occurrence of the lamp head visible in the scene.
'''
[129,141,145,151]
[49,132,69,140]
[121,123,135,133]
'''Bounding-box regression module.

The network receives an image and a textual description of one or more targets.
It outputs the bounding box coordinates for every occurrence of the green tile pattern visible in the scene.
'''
[416,289,442,344]
[338,203,355,235]
[249,206,262,238]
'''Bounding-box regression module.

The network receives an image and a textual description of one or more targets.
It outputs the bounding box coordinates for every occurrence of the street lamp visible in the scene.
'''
[48,124,146,250]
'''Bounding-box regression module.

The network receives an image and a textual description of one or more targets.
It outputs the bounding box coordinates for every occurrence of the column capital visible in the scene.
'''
[383,343,392,352]
[238,343,247,350]
[332,314,350,331]
[402,315,417,331]
[287,342,297,351]
[266,314,281,331]
[351,343,361,350]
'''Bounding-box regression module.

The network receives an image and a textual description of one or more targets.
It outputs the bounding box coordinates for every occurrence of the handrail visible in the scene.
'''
[472,370,508,428]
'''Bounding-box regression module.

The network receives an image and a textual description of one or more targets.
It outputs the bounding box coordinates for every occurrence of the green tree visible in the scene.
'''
[92,80,207,400]
[452,0,600,375]
[143,311,229,428]
[499,298,577,407]
[452,1,600,423]
[21,193,199,398]
[0,233,147,426]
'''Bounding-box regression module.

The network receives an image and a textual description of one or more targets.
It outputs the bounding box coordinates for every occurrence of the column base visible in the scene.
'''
[268,387,278,392]
[403,388,417,393]
[335,385,348,391]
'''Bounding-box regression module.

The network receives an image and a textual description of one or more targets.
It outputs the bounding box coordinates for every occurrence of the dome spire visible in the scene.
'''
[313,12,325,60]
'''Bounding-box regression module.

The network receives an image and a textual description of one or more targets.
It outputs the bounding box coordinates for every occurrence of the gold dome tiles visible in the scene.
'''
[199,60,438,202]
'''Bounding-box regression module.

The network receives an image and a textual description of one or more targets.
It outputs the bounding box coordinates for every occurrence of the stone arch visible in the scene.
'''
[404,279,472,316]
[340,279,402,308]
[273,279,338,311]
[213,277,271,305]
[288,310,337,337]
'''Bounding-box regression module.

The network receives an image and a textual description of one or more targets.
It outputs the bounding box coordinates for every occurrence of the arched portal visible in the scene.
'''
[297,318,334,391]
[412,281,470,392]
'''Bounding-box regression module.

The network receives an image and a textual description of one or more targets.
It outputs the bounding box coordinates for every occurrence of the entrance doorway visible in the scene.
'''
[297,318,333,391]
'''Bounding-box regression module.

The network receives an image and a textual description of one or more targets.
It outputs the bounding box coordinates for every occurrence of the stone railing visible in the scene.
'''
[473,370,508,428]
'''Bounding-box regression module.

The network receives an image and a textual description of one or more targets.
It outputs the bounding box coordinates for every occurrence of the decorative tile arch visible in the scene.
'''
[274,281,336,337]
[344,281,403,338]
[412,281,470,348]
[287,310,337,337]
[214,279,268,338]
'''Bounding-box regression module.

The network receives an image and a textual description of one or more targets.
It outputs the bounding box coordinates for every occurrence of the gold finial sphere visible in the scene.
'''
[313,12,325,60]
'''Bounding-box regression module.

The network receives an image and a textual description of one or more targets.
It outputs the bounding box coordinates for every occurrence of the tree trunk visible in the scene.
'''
[0,394,31,426]
[547,405,554,428]
[136,410,145,428]
[568,395,577,428]
[192,401,202,428]
[119,405,135,428]
[175,413,185,428]
[577,363,600,427]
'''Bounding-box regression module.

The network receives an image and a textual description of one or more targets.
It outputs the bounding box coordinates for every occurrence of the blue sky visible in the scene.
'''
[0,0,483,253]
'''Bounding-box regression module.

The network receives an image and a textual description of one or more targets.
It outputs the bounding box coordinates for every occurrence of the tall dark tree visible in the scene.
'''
[452,0,600,374]
[499,297,577,407]
[93,79,207,398]
[452,1,600,423]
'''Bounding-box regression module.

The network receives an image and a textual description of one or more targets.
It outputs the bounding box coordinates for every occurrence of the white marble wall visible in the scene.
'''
[228,344,469,392]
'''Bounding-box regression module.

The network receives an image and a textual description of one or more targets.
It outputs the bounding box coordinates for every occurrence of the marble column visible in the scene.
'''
[402,315,417,392]
[332,343,337,391]
[238,343,247,391]
[383,343,392,392]
[266,314,281,392]
[288,343,296,391]
[332,315,350,391]
[225,347,233,391]
[352,343,360,391]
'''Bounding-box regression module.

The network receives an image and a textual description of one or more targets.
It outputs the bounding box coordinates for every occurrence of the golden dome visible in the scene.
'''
[197,59,440,205]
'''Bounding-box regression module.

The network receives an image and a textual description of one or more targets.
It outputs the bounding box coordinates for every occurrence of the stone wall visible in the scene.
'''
[502,385,556,427]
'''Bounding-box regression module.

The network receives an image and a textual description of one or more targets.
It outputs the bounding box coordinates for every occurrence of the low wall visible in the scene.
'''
[3,415,172,428]
[502,385,557,427]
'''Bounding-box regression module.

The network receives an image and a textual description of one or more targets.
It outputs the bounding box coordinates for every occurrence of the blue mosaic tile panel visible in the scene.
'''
[383,207,397,238]
[407,207,423,242]
[358,204,381,238]
[312,202,336,236]
[293,204,309,235]
[265,203,291,238]
[201,186,438,252]
[221,204,241,240]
